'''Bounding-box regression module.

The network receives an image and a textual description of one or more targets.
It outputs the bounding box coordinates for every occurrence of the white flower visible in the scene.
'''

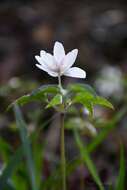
[35,41,86,78]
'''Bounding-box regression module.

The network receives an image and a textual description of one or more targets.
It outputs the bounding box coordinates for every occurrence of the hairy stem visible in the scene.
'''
[60,113,66,190]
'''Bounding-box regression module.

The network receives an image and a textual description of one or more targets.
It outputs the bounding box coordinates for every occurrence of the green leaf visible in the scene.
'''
[68,83,114,112]
[30,84,59,100]
[74,92,94,102]
[73,92,94,116]
[7,85,59,110]
[15,95,31,106]
[74,130,104,190]
[4,180,16,190]
[0,146,24,189]
[0,138,12,161]
[115,144,125,190]
[46,94,62,108]
[93,96,114,109]
[68,83,97,96]
[13,104,38,190]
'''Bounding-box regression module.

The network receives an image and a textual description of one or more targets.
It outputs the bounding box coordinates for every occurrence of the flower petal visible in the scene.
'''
[35,55,48,69]
[62,49,78,71]
[36,64,58,77]
[43,53,53,65]
[35,55,42,64]
[64,67,86,78]
[40,50,46,57]
[35,64,49,72]
[47,71,58,77]
[42,53,57,70]
[53,41,65,63]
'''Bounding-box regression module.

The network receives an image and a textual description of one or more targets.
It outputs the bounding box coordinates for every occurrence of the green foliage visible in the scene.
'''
[92,96,114,109]
[0,138,12,162]
[46,94,62,108]
[68,83,114,116]
[74,130,104,190]
[115,144,125,190]
[87,106,127,153]
[7,85,59,109]
[13,104,38,190]
[3,82,116,190]
[0,146,23,189]
[8,83,113,116]
[68,83,97,96]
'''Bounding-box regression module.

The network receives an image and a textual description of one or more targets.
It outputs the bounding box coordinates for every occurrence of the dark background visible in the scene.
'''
[0,0,127,189]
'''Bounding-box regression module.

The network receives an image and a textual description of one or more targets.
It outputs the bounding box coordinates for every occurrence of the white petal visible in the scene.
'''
[35,64,49,72]
[35,55,48,69]
[36,64,58,77]
[62,49,78,71]
[53,41,65,63]
[35,55,42,64]
[40,50,46,57]
[44,53,53,65]
[43,53,57,70]
[47,71,58,77]
[64,67,86,78]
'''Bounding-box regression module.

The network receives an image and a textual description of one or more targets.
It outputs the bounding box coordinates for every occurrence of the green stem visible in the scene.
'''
[60,113,66,190]
[58,75,63,91]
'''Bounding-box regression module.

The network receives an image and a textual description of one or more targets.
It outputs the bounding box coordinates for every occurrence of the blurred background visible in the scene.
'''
[0,0,127,189]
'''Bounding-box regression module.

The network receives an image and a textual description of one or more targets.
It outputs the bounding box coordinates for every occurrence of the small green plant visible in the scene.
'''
[8,42,114,190]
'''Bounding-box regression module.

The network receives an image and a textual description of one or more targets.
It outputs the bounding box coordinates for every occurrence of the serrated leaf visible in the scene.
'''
[7,85,59,110]
[46,94,62,108]
[93,96,114,109]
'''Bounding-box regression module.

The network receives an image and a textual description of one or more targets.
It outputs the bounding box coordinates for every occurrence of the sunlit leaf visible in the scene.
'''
[68,83,97,96]
[46,94,62,108]
[93,96,114,109]
[73,92,94,116]
[68,83,113,112]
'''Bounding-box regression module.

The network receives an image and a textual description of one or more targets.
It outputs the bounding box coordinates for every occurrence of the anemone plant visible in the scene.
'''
[9,41,114,190]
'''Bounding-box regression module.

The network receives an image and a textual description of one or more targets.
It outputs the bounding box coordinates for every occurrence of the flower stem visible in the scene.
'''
[60,113,66,190]
[58,75,62,91]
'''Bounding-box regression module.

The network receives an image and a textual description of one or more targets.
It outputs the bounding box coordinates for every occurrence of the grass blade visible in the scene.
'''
[87,106,127,153]
[115,144,125,190]
[0,146,23,189]
[13,103,38,190]
[74,130,104,190]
